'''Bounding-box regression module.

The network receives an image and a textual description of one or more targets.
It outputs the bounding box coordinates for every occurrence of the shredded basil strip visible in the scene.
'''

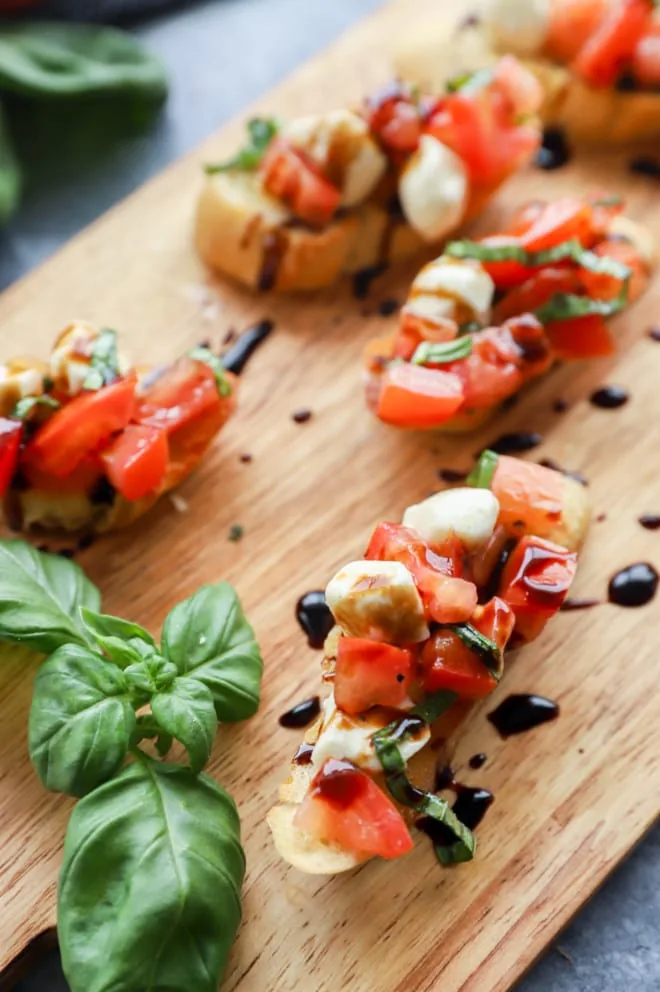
[411,337,472,366]
[11,394,60,420]
[445,237,631,282]
[446,67,493,95]
[372,705,476,866]
[458,319,483,336]
[205,117,279,174]
[410,689,458,724]
[83,328,120,391]
[439,623,501,679]
[188,346,232,397]
[535,285,628,324]
[466,449,499,489]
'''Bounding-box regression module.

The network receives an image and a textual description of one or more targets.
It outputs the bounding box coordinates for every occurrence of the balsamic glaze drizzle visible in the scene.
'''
[608,563,659,607]
[589,385,629,409]
[222,320,274,375]
[488,432,543,455]
[295,590,334,649]
[279,696,321,729]
[488,694,559,738]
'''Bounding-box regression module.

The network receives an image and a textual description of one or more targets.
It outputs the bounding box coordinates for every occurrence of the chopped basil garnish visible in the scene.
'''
[535,286,628,324]
[411,337,472,366]
[83,328,120,391]
[11,394,60,420]
[205,117,279,174]
[410,689,458,724]
[466,449,499,489]
[458,320,483,336]
[439,623,501,679]
[372,699,476,866]
[446,68,493,95]
[188,345,232,397]
[590,194,624,208]
[445,237,631,283]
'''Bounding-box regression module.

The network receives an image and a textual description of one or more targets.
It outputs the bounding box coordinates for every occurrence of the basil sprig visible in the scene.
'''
[0,541,263,992]
[535,285,628,324]
[411,337,473,366]
[445,237,632,283]
[467,449,499,489]
[372,692,477,865]
[188,345,232,397]
[11,393,60,420]
[205,117,279,174]
[83,327,121,391]
[440,622,501,679]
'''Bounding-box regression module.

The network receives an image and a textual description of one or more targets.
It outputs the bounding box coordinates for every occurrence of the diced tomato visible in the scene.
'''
[136,358,225,436]
[519,198,595,253]
[544,313,615,360]
[100,424,168,502]
[334,638,414,715]
[499,535,578,642]
[427,92,492,184]
[471,237,540,290]
[294,758,414,859]
[363,82,423,157]
[24,375,136,479]
[494,267,583,321]
[260,138,341,228]
[581,238,649,303]
[22,453,103,496]
[545,0,612,64]
[492,54,544,118]
[573,0,652,88]
[365,521,477,624]
[0,418,22,497]
[490,455,566,542]
[375,363,464,428]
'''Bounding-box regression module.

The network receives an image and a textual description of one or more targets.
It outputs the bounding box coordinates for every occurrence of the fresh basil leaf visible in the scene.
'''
[0,103,20,226]
[535,286,628,324]
[439,622,501,678]
[58,758,245,992]
[11,394,59,420]
[205,116,278,174]
[0,24,167,104]
[446,237,631,283]
[188,345,232,397]
[466,449,499,489]
[81,328,120,391]
[79,606,157,655]
[411,337,472,366]
[151,677,218,774]
[133,714,173,756]
[28,644,134,798]
[411,689,458,724]
[161,582,263,722]
[0,541,100,653]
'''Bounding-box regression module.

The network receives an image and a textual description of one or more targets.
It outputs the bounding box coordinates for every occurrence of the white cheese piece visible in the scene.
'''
[403,293,457,325]
[482,0,550,56]
[398,135,468,242]
[411,256,495,322]
[402,488,500,552]
[50,322,130,397]
[325,559,429,644]
[312,692,430,773]
[0,363,45,417]
[282,109,387,208]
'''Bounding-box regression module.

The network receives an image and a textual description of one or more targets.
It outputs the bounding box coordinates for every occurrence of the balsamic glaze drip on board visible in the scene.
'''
[535,127,571,171]
[488,432,543,455]
[560,597,602,611]
[488,694,559,738]
[639,514,660,531]
[222,320,274,375]
[469,753,487,770]
[279,696,321,729]
[352,263,387,300]
[553,398,569,413]
[419,768,494,845]
[539,458,588,487]
[648,326,660,342]
[629,157,660,180]
[589,385,629,409]
[295,590,334,649]
[293,742,315,765]
[453,788,495,830]
[608,562,659,607]
[437,467,469,484]
[291,408,312,424]
[378,298,400,317]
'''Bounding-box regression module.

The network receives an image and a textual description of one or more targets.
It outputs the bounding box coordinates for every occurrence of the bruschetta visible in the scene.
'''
[0,322,238,533]
[364,193,654,431]
[195,58,543,292]
[268,455,588,873]
[395,0,660,145]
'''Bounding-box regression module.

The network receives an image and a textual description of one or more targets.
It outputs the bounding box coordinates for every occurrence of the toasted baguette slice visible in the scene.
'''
[394,20,660,146]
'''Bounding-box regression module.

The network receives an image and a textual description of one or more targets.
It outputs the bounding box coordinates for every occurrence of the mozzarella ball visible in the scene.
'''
[0,358,48,417]
[402,488,500,552]
[409,256,495,323]
[325,559,429,644]
[398,135,468,241]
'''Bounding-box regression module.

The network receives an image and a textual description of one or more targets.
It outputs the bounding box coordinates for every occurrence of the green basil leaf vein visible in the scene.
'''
[58,758,245,992]
[28,644,135,797]
[0,541,100,654]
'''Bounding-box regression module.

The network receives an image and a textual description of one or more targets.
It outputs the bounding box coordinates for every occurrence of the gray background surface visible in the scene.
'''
[5,0,658,989]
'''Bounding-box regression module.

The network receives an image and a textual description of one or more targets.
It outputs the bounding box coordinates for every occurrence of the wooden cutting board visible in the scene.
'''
[0,0,659,989]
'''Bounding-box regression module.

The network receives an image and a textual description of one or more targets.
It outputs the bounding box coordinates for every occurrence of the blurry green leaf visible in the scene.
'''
[0,103,20,225]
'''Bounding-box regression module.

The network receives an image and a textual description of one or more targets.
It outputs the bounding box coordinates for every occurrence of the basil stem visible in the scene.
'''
[83,328,120,391]
[411,337,472,366]
[445,237,631,282]
[11,394,60,420]
[205,117,278,174]
[188,346,232,397]
[466,449,499,489]
[535,285,628,324]
[439,623,501,679]
[372,708,476,866]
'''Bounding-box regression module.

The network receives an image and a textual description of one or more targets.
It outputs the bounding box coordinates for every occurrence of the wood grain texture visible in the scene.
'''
[0,0,659,989]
